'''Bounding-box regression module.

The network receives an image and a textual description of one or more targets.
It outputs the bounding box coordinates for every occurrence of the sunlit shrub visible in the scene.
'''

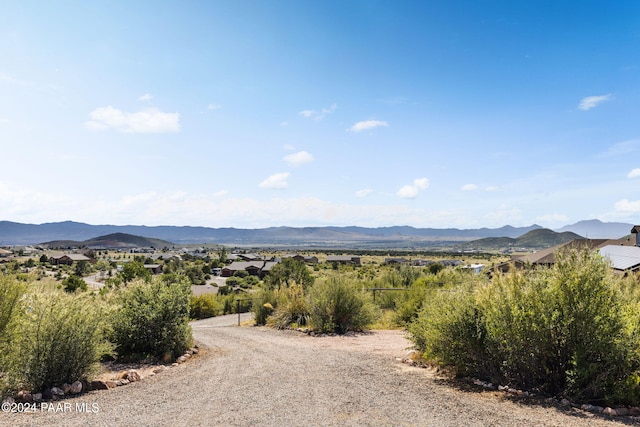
[307,275,378,334]
[109,277,192,360]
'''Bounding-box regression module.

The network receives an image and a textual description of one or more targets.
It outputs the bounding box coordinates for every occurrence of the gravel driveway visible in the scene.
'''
[3,314,638,426]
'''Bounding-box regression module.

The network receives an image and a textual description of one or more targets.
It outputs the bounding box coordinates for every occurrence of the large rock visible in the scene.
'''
[126,369,141,382]
[16,390,32,403]
[51,387,64,397]
[602,407,617,416]
[69,380,83,395]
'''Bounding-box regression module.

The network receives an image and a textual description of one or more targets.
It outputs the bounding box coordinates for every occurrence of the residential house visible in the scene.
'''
[49,253,92,266]
[326,255,361,265]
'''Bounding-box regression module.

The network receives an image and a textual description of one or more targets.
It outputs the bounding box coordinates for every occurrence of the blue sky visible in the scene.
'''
[1,0,639,229]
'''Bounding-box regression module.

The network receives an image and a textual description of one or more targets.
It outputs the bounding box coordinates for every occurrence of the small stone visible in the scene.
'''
[126,369,141,382]
[177,355,187,363]
[602,407,617,416]
[62,383,72,394]
[560,398,571,407]
[485,383,497,390]
[629,407,640,416]
[51,387,64,396]
[183,353,192,359]
[69,380,83,395]
[153,366,166,374]
[592,406,604,413]
[615,408,629,416]
[88,380,109,391]
[32,393,42,402]
[105,380,117,389]
[507,388,518,394]
[498,385,508,391]
[191,347,199,355]
[171,362,179,367]
[581,404,594,412]
[120,378,130,385]
[16,390,32,403]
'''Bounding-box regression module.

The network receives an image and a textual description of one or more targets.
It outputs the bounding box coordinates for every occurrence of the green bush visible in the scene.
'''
[307,275,378,334]
[0,275,26,396]
[408,284,489,378]
[12,291,107,391]
[109,277,193,360]
[268,282,309,329]
[251,287,276,325]
[408,248,640,405]
[189,293,223,319]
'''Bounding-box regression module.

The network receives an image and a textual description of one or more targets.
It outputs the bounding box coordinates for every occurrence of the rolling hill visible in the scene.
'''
[461,229,583,251]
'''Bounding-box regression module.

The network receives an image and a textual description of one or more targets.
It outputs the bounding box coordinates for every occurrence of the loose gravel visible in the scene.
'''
[2,314,638,426]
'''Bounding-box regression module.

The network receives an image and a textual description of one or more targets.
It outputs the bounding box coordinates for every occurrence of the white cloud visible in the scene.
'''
[461,184,478,191]
[298,103,336,120]
[397,178,429,199]
[627,168,640,179]
[85,106,180,133]
[614,199,640,214]
[484,186,499,192]
[138,93,153,102]
[348,120,388,132]
[208,103,221,110]
[259,172,290,190]
[283,151,313,167]
[355,189,373,198]
[578,94,611,111]
[214,190,228,197]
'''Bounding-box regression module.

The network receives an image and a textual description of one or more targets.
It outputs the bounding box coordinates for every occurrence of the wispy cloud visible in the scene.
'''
[0,71,34,87]
[578,94,611,111]
[628,168,640,179]
[461,184,477,191]
[208,103,222,110]
[397,178,429,199]
[355,189,373,198]
[283,151,313,167]
[213,190,228,197]
[259,172,290,190]
[348,120,388,132]
[299,103,336,120]
[602,139,640,157]
[138,93,153,102]
[484,186,499,192]
[85,106,180,133]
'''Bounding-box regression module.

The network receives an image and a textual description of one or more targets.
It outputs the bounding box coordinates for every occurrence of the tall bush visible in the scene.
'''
[268,282,309,329]
[307,275,377,334]
[110,277,192,360]
[13,291,106,390]
[0,275,26,396]
[408,248,640,405]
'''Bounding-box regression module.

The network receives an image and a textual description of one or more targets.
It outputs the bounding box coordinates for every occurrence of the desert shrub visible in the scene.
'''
[408,284,489,378]
[251,288,276,325]
[12,291,107,391]
[0,275,26,396]
[307,275,378,334]
[268,282,309,329]
[233,270,249,278]
[225,276,244,288]
[217,285,232,295]
[189,293,223,319]
[408,248,640,405]
[109,277,192,360]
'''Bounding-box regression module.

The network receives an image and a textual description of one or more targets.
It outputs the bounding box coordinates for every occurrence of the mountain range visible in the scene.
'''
[0,219,635,248]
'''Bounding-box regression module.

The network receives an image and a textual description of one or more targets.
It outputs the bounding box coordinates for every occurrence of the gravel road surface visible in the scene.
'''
[3,314,637,426]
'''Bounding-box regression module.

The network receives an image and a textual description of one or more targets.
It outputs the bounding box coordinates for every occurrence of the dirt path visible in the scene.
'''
[3,314,638,426]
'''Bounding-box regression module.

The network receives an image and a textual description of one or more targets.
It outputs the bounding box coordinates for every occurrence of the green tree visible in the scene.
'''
[62,275,87,293]
[120,261,151,283]
[265,258,314,290]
